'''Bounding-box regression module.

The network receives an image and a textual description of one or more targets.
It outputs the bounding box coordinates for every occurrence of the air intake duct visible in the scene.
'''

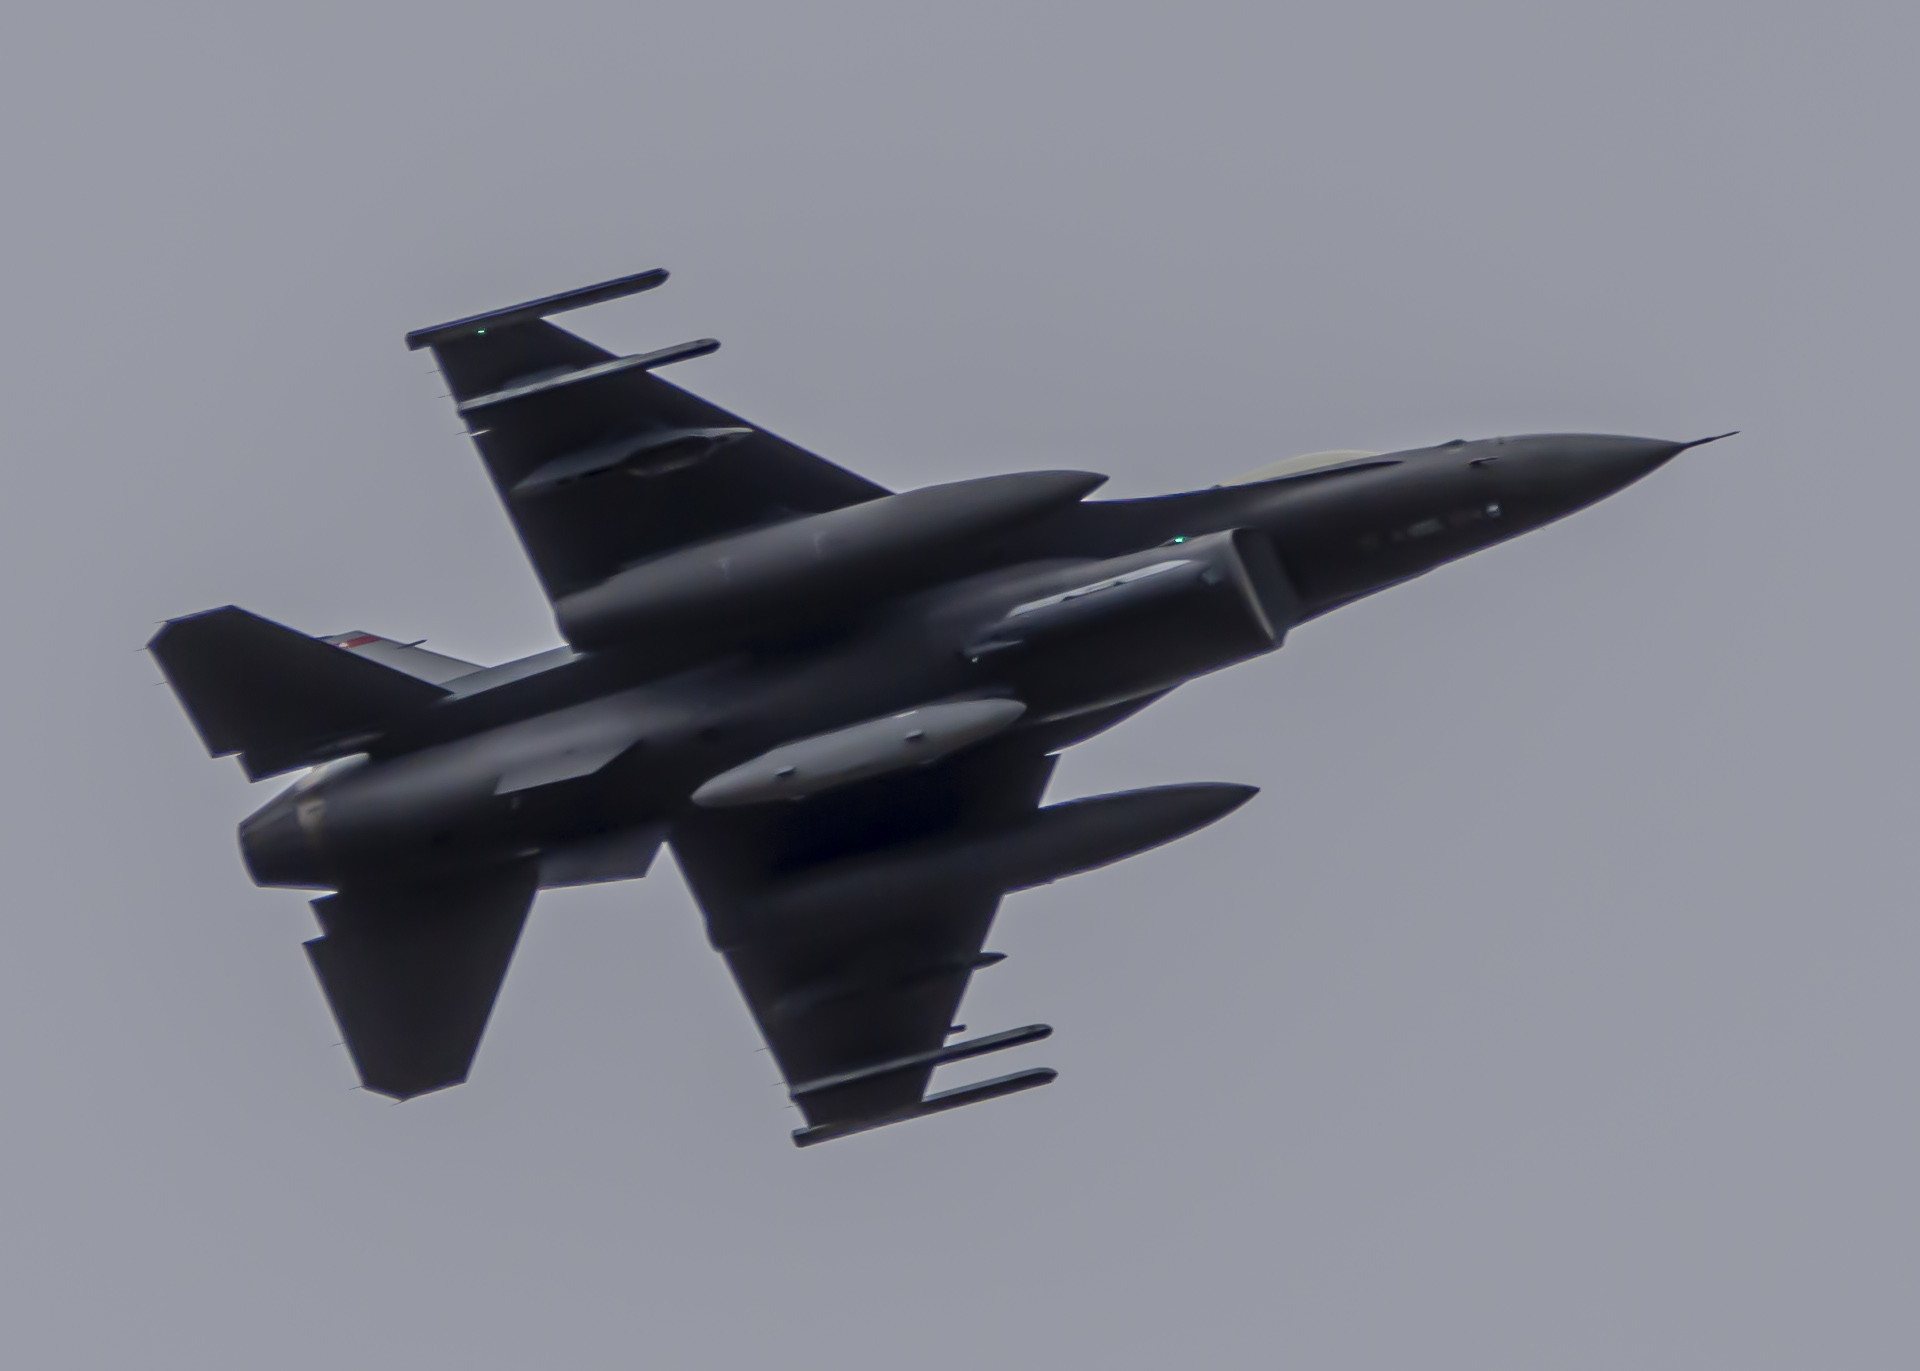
[961,528,1299,713]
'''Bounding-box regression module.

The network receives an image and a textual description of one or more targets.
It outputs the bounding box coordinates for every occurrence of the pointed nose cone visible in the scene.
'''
[1508,431,1732,517]
[1589,434,1692,483]
[1604,430,1736,478]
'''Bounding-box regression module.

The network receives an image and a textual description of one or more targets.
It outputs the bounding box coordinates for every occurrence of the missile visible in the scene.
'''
[788,1023,1053,1100]
[691,698,1027,807]
[555,469,1106,649]
[724,782,1258,943]
[791,1067,1059,1147]
[405,267,671,351]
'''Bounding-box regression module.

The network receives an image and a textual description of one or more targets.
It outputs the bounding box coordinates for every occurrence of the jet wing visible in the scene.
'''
[305,867,537,1100]
[408,270,890,600]
[671,743,1061,1145]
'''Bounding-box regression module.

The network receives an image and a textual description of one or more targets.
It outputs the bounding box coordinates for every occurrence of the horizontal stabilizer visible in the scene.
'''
[306,869,536,1100]
[149,607,449,779]
[792,1068,1057,1147]
[405,268,669,351]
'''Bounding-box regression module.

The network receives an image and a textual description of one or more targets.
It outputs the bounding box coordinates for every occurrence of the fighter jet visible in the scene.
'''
[149,268,1720,1145]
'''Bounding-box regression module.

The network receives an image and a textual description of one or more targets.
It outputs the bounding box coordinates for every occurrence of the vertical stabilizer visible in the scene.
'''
[149,607,451,779]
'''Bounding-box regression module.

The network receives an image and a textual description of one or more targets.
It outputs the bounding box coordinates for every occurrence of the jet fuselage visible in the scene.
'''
[149,262,1721,1129]
[238,432,1690,889]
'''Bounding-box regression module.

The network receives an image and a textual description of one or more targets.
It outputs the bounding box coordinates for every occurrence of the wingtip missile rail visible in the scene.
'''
[404,267,671,351]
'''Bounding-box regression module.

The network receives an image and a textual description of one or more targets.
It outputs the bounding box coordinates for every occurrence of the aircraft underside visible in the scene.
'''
[149,267,1712,1144]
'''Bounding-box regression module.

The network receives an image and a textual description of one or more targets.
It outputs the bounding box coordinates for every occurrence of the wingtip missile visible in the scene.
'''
[789,1023,1053,1100]
[405,267,671,350]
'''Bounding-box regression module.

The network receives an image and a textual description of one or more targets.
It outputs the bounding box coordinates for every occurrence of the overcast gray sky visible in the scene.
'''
[3,1,1916,1366]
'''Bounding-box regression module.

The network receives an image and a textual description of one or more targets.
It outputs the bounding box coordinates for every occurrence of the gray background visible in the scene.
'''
[3,1,1915,1366]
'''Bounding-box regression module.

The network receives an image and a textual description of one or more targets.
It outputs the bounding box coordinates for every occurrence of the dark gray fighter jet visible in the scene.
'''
[150,268,1720,1145]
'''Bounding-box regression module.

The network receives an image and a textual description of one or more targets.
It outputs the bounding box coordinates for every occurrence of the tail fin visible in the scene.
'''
[148,607,451,779]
